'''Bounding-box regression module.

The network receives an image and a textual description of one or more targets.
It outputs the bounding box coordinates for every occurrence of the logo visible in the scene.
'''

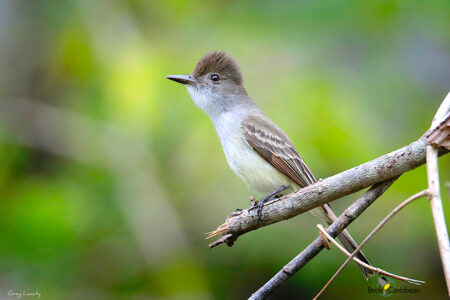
[368,277,421,297]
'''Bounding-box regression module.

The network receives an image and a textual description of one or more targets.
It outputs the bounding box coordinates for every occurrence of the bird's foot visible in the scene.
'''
[251,185,288,224]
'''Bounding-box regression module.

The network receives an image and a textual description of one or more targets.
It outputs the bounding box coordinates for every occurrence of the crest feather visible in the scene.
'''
[193,51,243,85]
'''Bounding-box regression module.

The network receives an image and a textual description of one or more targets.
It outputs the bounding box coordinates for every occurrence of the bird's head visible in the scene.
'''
[167,51,248,117]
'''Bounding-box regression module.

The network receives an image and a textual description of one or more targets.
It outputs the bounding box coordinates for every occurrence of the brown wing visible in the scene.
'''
[242,115,316,188]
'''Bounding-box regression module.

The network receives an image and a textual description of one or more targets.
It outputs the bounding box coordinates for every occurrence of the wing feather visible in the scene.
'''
[242,115,316,188]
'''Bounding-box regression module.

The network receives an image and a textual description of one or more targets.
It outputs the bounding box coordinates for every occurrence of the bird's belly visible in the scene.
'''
[223,138,292,195]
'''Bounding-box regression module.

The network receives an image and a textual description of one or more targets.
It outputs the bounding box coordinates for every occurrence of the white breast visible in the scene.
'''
[213,112,291,195]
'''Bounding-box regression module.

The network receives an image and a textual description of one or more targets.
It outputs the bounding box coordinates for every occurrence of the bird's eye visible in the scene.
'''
[210,74,220,82]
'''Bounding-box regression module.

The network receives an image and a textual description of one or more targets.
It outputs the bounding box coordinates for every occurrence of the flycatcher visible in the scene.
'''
[167,51,373,279]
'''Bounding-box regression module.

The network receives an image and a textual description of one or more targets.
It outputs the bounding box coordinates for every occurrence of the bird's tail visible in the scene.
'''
[311,204,374,280]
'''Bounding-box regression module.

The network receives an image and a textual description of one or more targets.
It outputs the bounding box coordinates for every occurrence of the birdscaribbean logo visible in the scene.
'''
[368,277,421,297]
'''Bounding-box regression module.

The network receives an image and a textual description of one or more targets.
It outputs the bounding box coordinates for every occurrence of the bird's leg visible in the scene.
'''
[253,185,288,223]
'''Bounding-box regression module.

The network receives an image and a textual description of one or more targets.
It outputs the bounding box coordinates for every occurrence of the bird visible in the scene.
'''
[167,50,373,279]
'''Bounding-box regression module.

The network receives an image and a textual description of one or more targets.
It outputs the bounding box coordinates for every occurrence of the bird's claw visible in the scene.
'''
[256,201,264,223]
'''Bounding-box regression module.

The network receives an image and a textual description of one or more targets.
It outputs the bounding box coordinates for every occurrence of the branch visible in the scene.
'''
[208,138,448,247]
[314,190,428,299]
[248,178,397,300]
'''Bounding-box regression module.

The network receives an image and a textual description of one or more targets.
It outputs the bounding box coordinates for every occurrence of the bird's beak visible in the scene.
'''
[166,74,197,85]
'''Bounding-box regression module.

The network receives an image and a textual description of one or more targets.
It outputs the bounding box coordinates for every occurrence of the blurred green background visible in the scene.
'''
[0,0,449,299]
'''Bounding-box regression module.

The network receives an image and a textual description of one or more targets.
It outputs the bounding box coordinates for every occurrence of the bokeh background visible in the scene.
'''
[0,1,449,299]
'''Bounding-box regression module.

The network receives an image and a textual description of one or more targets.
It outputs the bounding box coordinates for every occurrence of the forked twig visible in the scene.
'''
[313,190,428,299]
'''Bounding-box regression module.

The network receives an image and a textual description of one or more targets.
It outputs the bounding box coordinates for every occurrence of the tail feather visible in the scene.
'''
[336,229,374,280]
[311,204,374,280]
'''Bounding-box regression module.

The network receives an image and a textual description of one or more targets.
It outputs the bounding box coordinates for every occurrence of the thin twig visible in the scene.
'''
[426,92,450,296]
[313,190,428,299]
[427,145,450,296]
[248,178,397,300]
[317,224,425,284]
